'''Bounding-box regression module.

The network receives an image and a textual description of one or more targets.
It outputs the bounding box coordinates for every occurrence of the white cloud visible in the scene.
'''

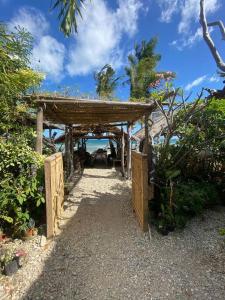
[9,7,65,82]
[185,75,207,91]
[185,74,221,90]
[66,0,143,76]
[178,0,219,34]
[209,74,220,82]
[32,36,65,82]
[158,0,179,23]
[116,0,143,36]
[9,7,49,39]
[158,0,221,49]
[9,1,145,79]
[171,27,203,50]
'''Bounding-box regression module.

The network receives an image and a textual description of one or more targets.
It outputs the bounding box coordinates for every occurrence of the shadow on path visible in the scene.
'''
[23,169,137,300]
[22,168,225,300]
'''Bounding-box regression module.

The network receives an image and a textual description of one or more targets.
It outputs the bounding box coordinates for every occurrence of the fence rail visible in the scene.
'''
[45,152,64,238]
[131,151,149,231]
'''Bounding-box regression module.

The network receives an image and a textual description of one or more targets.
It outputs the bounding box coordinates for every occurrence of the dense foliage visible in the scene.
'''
[0,23,43,137]
[94,64,120,99]
[0,140,45,234]
[150,90,225,234]
[125,38,161,99]
[0,23,45,235]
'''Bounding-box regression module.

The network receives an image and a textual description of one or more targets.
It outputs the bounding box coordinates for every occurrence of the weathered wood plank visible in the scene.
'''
[45,152,64,239]
[131,151,149,232]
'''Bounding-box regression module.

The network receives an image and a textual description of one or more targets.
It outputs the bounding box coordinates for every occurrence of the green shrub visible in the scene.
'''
[0,139,45,235]
[151,181,220,233]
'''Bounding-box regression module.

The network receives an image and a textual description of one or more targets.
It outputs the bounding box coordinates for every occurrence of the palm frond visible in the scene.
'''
[51,0,87,36]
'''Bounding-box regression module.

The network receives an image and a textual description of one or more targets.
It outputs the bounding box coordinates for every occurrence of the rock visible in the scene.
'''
[40,235,47,247]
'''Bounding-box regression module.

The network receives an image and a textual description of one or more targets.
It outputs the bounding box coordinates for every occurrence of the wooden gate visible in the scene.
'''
[45,152,64,238]
[131,151,149,231]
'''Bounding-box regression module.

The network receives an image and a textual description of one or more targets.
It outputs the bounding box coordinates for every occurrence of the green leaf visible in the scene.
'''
[0,215,13,223]
[165,169,181,179]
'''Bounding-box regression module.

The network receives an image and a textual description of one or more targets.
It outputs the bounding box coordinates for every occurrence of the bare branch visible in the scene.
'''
[200,0,225,72]
[208,21,225,40]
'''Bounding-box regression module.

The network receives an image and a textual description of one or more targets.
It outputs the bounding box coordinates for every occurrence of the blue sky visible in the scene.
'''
[1,0,224,100]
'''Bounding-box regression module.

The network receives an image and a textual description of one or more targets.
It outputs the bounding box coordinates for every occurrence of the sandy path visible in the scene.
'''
[22,167,225,300]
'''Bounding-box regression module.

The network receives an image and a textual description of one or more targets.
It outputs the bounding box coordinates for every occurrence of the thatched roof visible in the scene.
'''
[32,95,156,125]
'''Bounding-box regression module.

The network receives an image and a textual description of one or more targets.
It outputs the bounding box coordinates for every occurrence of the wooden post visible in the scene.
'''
[121,129,125,176]
[144,114,150,156]
[36,106,43,154]
[65,126,70,177]
[69,126,74,175]
[127,122,132,179]
[49,128,52,140]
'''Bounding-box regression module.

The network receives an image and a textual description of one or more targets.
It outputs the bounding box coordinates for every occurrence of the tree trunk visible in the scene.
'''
[127,122,132,179]
[36,107,43,154]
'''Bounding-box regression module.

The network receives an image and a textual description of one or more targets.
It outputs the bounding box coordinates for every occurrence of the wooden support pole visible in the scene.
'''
[127,122,132,179]
[65,126,70,177]
[121,129,125,177]
[49,128,52,140]
[69,126,74,175]
[36,106,43,154]
[144,113,150,156]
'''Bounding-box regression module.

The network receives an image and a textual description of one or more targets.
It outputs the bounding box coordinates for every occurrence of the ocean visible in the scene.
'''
[85,139,109,153]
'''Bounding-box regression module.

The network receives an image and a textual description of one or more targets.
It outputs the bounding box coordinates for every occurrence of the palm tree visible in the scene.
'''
[94,64,120,99]
[51,0,87,36]
[125,38,161,99]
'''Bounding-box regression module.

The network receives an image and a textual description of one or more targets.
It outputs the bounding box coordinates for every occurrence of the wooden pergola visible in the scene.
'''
[33,95,156,178]
[54,124,138,143]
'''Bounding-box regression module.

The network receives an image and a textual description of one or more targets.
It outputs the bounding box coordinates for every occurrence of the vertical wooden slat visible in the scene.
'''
[131,151,149,232]
[45,152,64,239]
[45,159,54,238]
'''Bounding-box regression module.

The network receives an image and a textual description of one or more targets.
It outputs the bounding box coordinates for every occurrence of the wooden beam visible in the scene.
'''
[126,122,132,179]
[36,106,43,154]
[74,135,117,139]
[44,117,142,125]
[34,96,155,109]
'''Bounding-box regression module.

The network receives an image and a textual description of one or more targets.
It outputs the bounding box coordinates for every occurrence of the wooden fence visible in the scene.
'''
[131,151,149,231]
[45,152,64,238]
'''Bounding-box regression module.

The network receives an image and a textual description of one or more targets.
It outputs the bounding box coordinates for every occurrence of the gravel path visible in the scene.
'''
[1,167,225,299]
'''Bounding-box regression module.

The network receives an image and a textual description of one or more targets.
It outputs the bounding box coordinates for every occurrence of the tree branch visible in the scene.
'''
[200,0,225,72]
[208,21,225,40]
